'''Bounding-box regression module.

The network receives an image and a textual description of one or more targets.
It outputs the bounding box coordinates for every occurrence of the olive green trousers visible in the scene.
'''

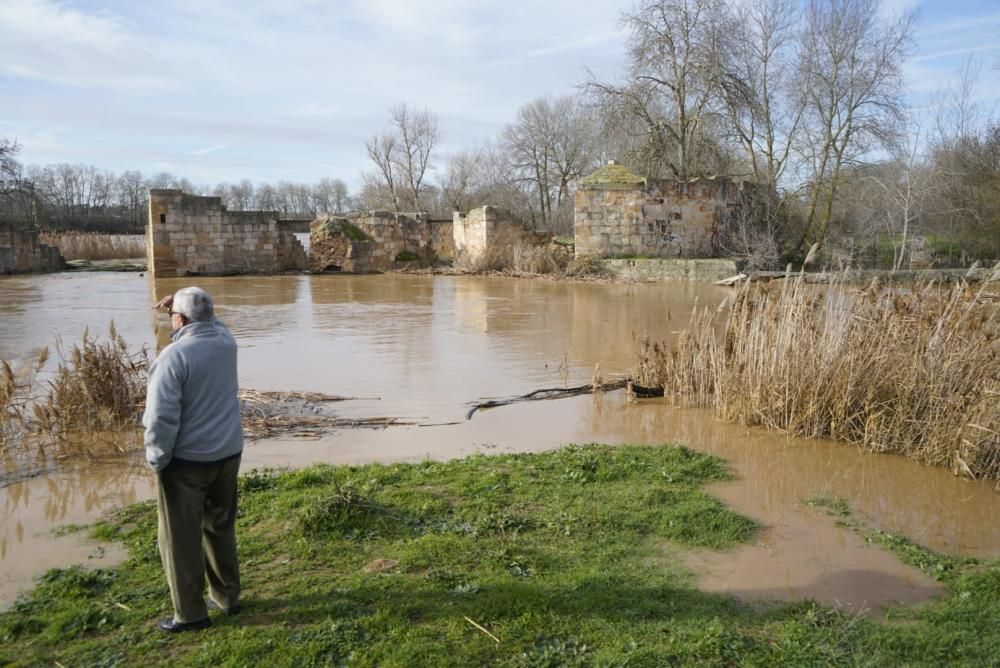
[156,455,241,623]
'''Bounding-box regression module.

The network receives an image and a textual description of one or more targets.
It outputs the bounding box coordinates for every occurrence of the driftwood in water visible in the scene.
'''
[628,382,664,399]
[466,379,631,419]
[239,389,408,440]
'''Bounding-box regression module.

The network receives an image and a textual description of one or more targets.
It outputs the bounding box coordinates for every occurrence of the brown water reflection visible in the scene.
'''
[1,273,997,611]
[0,464,150,606]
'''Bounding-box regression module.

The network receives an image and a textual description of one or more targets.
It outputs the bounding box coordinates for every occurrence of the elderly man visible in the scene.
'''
[143,286,243,633]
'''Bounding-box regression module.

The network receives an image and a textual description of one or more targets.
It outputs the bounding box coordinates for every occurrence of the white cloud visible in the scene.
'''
[0,0,626,184]
[0,0,174,91]
[189,144,229,156]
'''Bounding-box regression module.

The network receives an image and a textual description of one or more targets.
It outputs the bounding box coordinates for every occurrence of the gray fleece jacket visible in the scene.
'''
[143,319,243,472]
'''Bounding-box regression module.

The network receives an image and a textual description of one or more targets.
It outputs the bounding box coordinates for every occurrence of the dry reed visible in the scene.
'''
[1,333,408,468]
[637,261,1000,484]
[32,323,149,437]
[39,232,145,261]
[0,324,149,468]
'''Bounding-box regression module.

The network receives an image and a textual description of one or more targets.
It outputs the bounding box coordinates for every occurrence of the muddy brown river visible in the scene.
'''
[1,273,997,612]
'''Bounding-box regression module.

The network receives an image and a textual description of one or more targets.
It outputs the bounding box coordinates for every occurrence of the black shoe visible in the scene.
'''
[157,617,211,633]
[206,598,242,616]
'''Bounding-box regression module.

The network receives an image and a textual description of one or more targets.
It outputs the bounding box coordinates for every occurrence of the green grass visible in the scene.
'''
[2,444,999,666]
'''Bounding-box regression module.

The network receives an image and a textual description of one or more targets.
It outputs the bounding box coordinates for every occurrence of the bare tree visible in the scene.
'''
[0,138,36,227]
[862,118,945,270]
[364,131,401,211]
[0,138,19,190]
[115,170,147,229]
[795,0,915,251]
[364,103,439,212]
[720,0,803,190]
[391,103,438,210]
[933,56,985,148]
[437,150,480,212]
[502,95,597,231]
[312,178,349,213]
[503,98,556,227]
[587,0,729,180]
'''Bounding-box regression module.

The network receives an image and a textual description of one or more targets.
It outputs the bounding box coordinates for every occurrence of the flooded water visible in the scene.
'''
[1,272,997,611]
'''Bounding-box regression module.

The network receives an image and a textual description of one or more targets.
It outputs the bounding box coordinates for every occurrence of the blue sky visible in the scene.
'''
[1,0,997,189]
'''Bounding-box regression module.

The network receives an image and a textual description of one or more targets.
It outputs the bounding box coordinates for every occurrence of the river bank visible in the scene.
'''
[2,444,997,666]
[2,273,997,634]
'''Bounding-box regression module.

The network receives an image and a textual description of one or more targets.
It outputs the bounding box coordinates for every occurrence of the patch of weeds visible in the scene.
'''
[285,620,370,664]
[298,481,411,540]
[504,636,592,668]
[866,528,971,584]
[803,495,975,585]
[805,495,851,517]
[394,251,419,262]
[69,646,126,668]
[36,566,117,600]
[51,523,89,537]
[239,467,281,493]
[658,493,758,548]
[544,511,576,537]
[476,510,534,537]
[452,582,481,595]
[488,547,536,578]
[769,604,867,665]
[662,617,756,665]
[281,466,335,490]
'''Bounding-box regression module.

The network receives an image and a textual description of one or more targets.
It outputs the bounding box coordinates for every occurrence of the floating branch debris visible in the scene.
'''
[239,389,408,440]
[465,379,630,420]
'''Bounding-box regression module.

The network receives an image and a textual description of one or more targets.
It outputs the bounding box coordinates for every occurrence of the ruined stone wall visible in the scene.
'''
[147,189,306,277]
[0,224,64,274]
[453,206,551,265]
[308,211,454,273]
[574,178,744,259]
[430,220,455,261]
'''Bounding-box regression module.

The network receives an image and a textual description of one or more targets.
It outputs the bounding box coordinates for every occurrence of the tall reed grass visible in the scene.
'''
[39,232,145,261]
[1,324,149,460]
[637,260,1000,484]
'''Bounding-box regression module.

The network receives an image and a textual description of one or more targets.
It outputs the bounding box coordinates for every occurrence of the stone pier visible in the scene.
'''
[453,206,552,265]
[0,224,64,274]
[146,190,306,278]
[574,162,747,259]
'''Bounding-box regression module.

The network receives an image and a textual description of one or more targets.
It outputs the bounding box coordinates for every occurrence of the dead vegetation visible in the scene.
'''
[1,324,148,448]
[636,255,1000,485]
[1,331,409,474]
[38,232,145,261]
[239,389,410,440]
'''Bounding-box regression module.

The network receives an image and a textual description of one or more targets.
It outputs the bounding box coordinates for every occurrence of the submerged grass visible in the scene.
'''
[39,232,145,261]
[637,262,1000,484]
[2,443,998,666]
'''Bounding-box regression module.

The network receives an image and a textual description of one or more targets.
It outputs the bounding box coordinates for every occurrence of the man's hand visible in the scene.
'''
[154,294,174,311]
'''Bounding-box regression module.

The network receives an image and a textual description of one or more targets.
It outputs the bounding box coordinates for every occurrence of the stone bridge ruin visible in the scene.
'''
[144,163,749,279]
[145,191,548,278]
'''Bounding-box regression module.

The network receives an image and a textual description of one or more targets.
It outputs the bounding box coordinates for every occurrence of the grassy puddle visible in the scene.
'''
[2,444,998,666]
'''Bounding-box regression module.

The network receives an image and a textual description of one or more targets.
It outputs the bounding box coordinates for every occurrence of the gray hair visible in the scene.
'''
[172,287,214,322]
